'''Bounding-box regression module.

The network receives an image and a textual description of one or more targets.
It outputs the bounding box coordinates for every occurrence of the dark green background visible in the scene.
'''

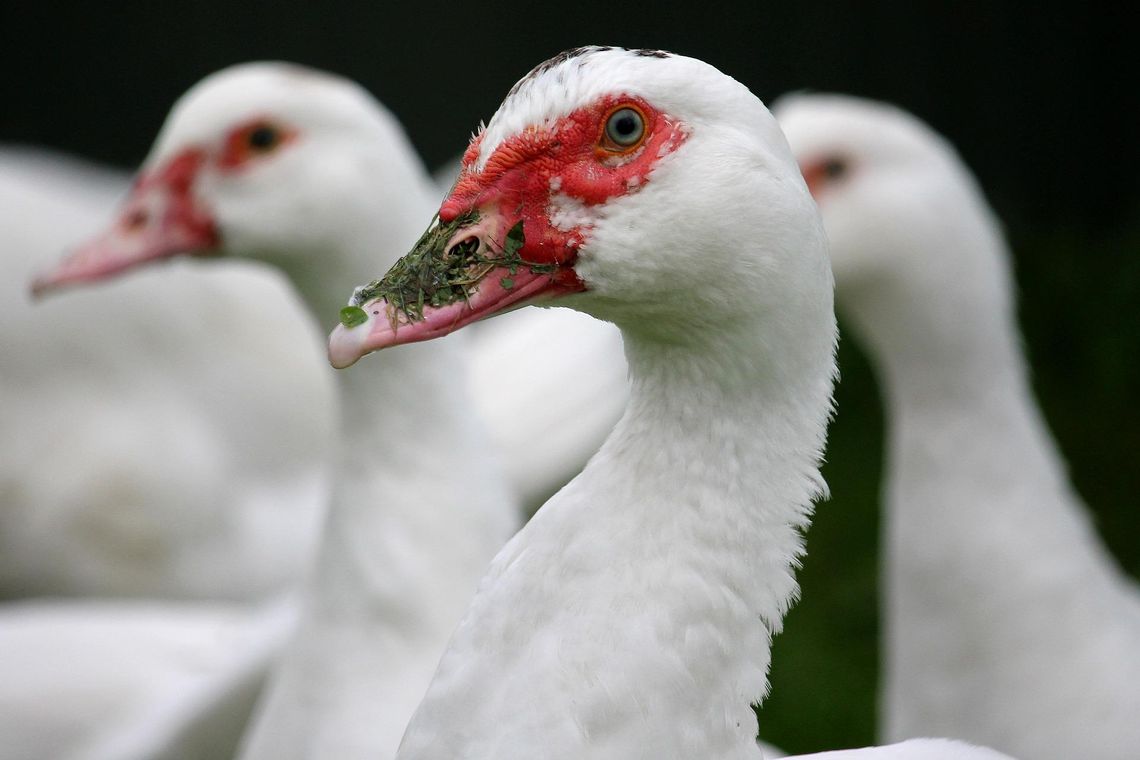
[3,1,1136,752]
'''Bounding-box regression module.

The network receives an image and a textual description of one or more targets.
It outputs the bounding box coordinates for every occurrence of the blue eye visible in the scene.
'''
[604,108,645,148]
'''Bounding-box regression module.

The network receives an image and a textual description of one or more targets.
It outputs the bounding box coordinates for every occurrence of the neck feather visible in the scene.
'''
[238,164,516,760]
[397,308,836,760]
[870,259,1139,741]
[876,302,1109,582]
[260,157,512,622]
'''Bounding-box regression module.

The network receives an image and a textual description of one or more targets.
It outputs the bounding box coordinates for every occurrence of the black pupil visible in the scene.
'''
[249,126,279,150]
[614,114,637,137]
[823,158,847,178]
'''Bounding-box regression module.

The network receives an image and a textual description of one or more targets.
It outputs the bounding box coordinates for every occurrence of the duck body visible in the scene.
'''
[37,63,519,759]
[329,46,999,760]
[2,146,330,600]
[0,597,292,760]
[237,332,516,759]
[794,740,1015,759]
[776,93,1140,759]
[0,148,322,756]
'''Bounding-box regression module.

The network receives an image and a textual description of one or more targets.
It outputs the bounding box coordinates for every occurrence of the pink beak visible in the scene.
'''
[30,150,219,298]
[328,265,562,368]
[327,211,583,369]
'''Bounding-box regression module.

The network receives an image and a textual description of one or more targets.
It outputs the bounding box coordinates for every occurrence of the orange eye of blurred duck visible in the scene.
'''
[220,120,295,171]
[821,156,848,180]
[599,106,647,152]
[246,123,283,153]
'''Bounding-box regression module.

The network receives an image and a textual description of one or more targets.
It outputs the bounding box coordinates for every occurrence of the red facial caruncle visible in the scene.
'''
[327,95,688,368]
[30,116,296,297]
[217,118,298,172]
[442,95,686,279]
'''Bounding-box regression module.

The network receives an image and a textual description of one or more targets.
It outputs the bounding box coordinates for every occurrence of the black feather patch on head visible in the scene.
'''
[507,46,673,99]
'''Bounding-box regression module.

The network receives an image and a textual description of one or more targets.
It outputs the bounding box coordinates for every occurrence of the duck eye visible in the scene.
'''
[603,108,645,149]
[247,124,281,152]
[822,157,848,179]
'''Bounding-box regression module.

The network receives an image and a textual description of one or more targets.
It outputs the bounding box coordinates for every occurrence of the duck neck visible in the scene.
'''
[399,311,836,759]
[600,325,837,700]
[865,281,1121,725]
[238,166,516,760]
[874,306,1106,594]
[259,163,512,622]
[312,338,515,629]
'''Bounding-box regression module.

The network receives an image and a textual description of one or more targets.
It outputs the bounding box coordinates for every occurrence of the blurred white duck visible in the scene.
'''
[329,46,1011,760]
[2,148,329,600]
[0,596,293,760]
[776,93,1140,759]
[0,148,318,759]
[466,306,627,508]
[35,62,519,759]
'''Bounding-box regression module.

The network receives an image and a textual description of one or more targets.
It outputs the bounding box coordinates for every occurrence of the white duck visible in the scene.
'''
[776,93,1140,759]
[3,146,330,600]
[329,46,1012,760]
[35,62,519,759]
[0,148,321,759]
[0,595,293,760]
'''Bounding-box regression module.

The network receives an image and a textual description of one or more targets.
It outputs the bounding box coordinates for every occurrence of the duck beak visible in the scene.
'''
[328,208,582,369]
[30,150,219,298]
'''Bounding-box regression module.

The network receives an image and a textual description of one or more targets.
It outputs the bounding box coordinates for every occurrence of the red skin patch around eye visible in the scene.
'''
[798,156,852,200]
[441,96,687,277]
[325,97,687,365]
[217,117,298,172]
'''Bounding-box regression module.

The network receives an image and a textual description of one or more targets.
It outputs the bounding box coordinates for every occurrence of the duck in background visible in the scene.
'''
[0,590,293,760]
[34,62,519,759]
[776,93,1140,760]
[0,146,326,760]
[465,302,628,510]
[2,147,330,601]
[329,45,1011,760]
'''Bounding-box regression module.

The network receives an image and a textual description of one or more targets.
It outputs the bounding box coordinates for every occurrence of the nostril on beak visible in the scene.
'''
[122,209,149,232]
[448,236,480,258]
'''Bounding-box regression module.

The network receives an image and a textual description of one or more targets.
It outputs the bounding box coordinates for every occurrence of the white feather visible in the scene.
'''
[392,48,997,760]
[1,146,330,600]
[776,93,1140,760]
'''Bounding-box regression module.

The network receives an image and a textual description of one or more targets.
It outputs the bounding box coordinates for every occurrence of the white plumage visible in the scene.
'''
[467,305,628,509]
[2,147,330,600]
[776,93,1140,760]
[38,63,520,759]
[0,146,326,758]
[332,47,1011,760]
[0,597,293,760]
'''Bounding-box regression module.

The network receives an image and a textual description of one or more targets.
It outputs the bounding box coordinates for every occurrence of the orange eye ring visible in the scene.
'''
[219,118,297,171]
[245,122,284,153]
[597,103,649,155]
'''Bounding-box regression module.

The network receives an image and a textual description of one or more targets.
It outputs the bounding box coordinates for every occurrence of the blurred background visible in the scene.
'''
[2,0,1136,753]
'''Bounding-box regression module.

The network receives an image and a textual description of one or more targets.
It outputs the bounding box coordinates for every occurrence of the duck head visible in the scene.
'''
[330,46,830,369]
[775,93,1013,357]
[31,62,424,297]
